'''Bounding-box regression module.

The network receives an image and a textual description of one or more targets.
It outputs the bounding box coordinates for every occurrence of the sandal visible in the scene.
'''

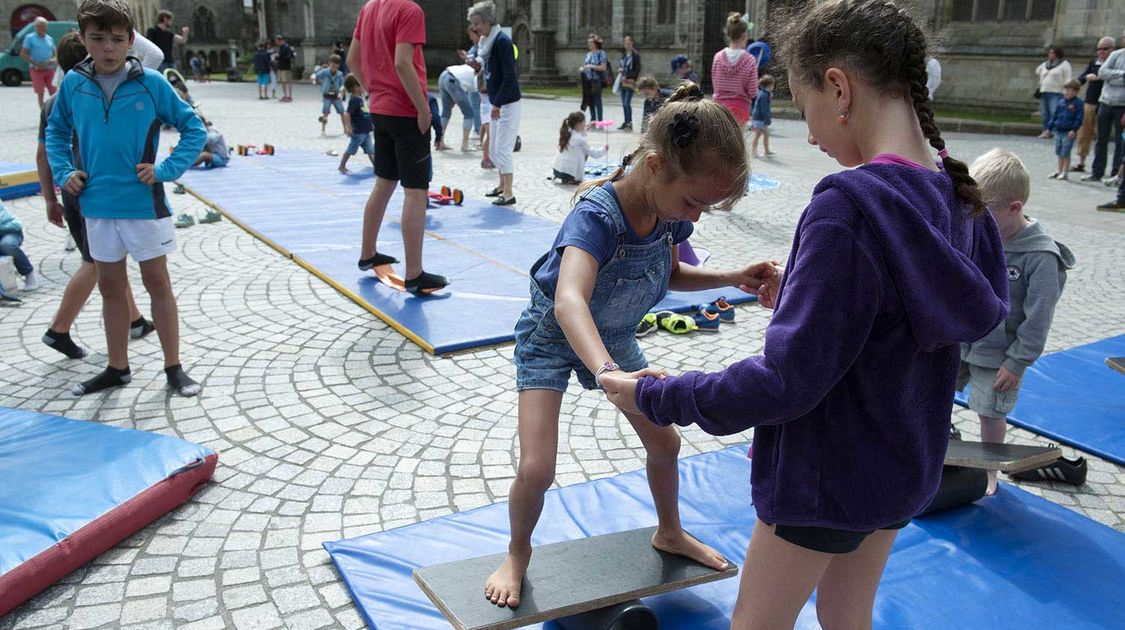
[656,311,697,334]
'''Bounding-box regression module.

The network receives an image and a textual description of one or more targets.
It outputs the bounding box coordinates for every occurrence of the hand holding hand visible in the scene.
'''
[46,199,65,227]
[600,367,667,415]
[993,367,1022,392]
[64,171,87,196]
[135,163,156,185]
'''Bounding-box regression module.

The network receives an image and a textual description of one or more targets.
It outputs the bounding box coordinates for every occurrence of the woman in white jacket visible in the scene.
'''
[552,112,607,184]
[1036,45,1073,138]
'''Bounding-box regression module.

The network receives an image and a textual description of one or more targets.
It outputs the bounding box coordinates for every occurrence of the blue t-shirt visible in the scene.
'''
[533,183,693,299]
[314,67,344,98]
[347,95,373,135]
[22,32,55,64]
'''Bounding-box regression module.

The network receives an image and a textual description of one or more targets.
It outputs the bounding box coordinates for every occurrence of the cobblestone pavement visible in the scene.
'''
[1,79,1123,630]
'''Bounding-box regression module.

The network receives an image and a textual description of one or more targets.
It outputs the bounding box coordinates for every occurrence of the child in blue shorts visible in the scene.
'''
[1048,80,1083,180]
[311,54,345,134]
[339,74,375,173]
[253,41,272,100]
[483,84,781,609]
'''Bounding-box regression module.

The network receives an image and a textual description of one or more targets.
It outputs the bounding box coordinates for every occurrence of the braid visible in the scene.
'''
[902,21,986,217]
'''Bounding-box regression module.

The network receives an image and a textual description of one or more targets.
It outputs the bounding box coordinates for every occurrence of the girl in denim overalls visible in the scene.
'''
[484,85,782,608]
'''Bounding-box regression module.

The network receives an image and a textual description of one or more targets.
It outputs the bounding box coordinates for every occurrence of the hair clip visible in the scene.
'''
[669,113,701,147]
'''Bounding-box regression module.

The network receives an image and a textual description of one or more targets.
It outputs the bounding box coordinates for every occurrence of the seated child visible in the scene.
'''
[636,76,674,133]
[340,74,375,173]
[194,122,229,169]
[311,54,345,134]
[669,54,700,86]
[0,200,38,291]
[750,74,775,157]
[551,111,607,184]
[962,148,1076,493]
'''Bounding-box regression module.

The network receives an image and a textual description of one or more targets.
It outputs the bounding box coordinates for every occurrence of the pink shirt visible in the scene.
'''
[353,0,427,117]
[711,48,759,108]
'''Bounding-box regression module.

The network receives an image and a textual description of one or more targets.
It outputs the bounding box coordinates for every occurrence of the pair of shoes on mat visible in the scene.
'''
[198,209,222,224]
[174,213,195,228]
[700,297,736,323]
[172,183,186,194]
[1009,450,1087,486]
[637,311,698,336]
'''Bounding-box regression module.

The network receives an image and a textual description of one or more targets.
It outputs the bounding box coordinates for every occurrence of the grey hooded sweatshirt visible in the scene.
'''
[962,218,1075,375]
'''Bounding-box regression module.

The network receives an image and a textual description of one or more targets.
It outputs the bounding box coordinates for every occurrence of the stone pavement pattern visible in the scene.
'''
[0,80,1123,629]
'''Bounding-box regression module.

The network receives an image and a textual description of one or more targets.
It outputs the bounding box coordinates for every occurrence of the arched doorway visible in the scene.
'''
[514,22,531,75]
[10,4,56,37]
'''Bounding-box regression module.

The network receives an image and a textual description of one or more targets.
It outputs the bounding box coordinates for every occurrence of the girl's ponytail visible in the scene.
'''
[558,111,585,153]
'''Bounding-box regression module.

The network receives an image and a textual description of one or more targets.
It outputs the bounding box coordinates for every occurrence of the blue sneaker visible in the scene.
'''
[693,308,721,332]
[707,297,736,322]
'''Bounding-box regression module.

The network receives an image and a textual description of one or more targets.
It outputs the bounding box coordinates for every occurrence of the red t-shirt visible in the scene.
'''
[353,0,427,117]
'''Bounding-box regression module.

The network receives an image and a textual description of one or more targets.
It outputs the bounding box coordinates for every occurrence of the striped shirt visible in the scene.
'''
[711,48,759,107]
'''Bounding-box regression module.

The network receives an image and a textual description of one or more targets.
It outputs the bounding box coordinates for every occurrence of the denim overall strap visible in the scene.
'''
[583,184,674,339]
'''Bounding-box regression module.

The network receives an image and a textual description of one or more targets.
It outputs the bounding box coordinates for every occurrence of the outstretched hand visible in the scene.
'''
[600,367,667,415]
[731,260,783,309]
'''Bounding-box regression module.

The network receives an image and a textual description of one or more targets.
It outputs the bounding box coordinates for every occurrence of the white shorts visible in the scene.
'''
[85,217,176,263]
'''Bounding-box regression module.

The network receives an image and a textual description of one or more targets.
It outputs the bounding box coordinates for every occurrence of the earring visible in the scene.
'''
[837,111,849,126]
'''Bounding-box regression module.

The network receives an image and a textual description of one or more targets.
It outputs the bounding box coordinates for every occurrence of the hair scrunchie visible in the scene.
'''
[669,112,702,147]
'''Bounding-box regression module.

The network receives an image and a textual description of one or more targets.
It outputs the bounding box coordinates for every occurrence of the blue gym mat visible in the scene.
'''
[956,335,1125,466]
[0,163,39,200]
[178,150,756,354]
[325,444,1125,630]
[0,407,217,615]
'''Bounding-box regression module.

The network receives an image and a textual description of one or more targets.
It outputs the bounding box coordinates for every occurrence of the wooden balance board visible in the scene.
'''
[944,440,1061,474]
[413,526,737,630]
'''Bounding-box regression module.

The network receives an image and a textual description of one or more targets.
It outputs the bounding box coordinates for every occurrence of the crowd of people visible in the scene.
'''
[2,1,1120,627]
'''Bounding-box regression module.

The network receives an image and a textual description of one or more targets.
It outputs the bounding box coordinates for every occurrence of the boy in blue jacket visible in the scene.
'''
[47,0,207,396]
[1049,80,1084,180]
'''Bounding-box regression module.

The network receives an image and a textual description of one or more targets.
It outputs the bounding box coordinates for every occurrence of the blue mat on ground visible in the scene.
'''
[747,172,779,193]
[955,335,1125,466]
[0,407,217,615]
[324,445,1124,630]
[0,163,39,200]
[179,150,755,354]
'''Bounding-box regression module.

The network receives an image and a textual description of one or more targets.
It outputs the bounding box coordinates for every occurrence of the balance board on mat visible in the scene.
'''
[324,445,1125,629]
[177,150,755,354]
[956,334,1125,466]
[0,407,217,616]
[0,163,39,200]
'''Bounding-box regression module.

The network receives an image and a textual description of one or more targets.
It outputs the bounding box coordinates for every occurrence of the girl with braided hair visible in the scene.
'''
[601,1,1010,626]
[484,82,781,609]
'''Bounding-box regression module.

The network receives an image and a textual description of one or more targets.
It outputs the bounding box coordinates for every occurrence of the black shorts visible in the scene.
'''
[765,519,911,555]
[62,195,93,264]
[372,114,431,190]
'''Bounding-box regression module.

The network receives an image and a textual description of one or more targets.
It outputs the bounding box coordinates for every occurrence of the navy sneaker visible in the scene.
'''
[1009,452,1087,486]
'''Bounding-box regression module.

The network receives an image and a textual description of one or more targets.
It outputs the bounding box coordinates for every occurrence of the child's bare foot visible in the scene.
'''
[484,552,530,608]
[652,528,729,571]
[339,166,349,174]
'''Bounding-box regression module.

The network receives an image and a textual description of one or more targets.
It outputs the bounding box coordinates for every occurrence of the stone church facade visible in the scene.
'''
[3,1,1124,111]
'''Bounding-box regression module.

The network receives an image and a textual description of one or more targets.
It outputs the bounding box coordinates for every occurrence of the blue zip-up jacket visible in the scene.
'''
[1049,96,1084,132]
[752,88,772,125]
[486,32,521,107]
[46,57,206,220]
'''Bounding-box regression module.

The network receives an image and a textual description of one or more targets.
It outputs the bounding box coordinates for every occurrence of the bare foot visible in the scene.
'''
[484,553,530,608]
[751,151,761,159]
[339,167,349,174]
[652,528,730,571]
[985,470,998,496]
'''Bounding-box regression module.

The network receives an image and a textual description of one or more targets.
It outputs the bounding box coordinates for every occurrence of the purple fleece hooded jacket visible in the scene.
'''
[636,164,1009,531]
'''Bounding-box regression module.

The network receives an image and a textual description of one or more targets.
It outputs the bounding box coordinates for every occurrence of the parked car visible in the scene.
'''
[0,20,79,87]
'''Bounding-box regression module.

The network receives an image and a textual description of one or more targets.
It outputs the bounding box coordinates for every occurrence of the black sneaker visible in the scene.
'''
[1070,164,1085,172]
[949,426,962,441]
[1009,454,1087,486]
[1096,199,1125,212]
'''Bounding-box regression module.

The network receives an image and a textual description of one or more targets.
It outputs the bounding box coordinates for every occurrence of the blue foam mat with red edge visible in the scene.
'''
[324,444,1125,630]
[179,150,756,353]
[955,335,1125,465]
